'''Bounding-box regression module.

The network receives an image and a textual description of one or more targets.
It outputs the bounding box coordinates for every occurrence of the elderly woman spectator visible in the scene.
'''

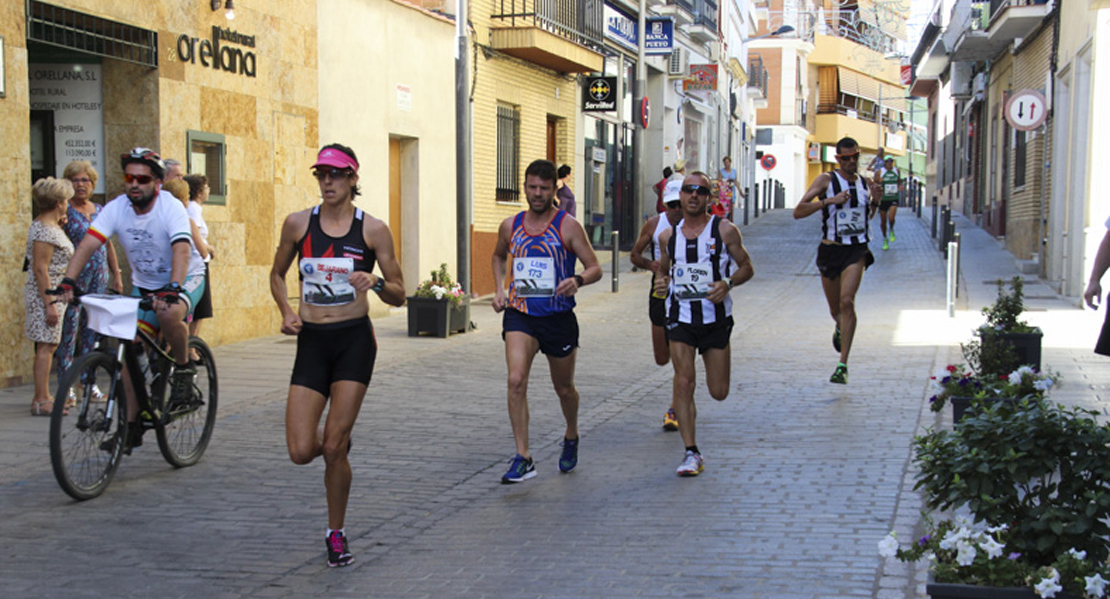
[57,161,120,405]
[26,178,76,415]
[182,174,214,346]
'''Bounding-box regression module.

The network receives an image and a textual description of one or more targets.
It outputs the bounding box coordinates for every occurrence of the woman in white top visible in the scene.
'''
[183,174,214,347]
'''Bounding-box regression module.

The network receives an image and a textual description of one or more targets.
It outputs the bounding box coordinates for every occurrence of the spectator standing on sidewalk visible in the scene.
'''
[555,164,577,218]
[491,159,601,484]
[654,171,753,476]
[793,136,881,384]
[269,143,405,568]
[630,178,684,430]
[183,174,214,353]
[653,167,673,213]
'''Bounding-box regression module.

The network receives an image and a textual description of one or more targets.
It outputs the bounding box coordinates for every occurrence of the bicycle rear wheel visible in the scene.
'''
[156,337,218,467]
[50,352,127,501]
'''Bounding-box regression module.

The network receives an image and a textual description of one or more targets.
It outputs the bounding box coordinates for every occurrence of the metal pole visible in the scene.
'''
[611,231,620,292]
[633,0,646,220]
[931,196,938,238]
[946,240,958,317]
[455,0,472,328]
[954,232,962,298]
[746,182,755,225]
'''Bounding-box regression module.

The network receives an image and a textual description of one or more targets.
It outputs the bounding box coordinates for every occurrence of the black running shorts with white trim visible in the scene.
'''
[502,308,579,358]
[665,316,734,354]
[291,317,377,395]
[816,243,875,280]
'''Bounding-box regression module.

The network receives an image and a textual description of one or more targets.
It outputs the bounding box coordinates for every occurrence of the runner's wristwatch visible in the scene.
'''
[371,277,385,293]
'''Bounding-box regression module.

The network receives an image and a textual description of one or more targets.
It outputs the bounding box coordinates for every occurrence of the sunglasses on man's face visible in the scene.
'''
[836,152,861,161]
[123,173,155,185]
[681,184,712,196]
[313,168,353,181]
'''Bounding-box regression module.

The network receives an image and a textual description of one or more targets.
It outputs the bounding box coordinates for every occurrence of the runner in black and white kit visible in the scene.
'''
[269,143,405,567]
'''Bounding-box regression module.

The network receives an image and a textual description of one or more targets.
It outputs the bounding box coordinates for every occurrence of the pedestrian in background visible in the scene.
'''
[57,161,121,406]
[555,164,577,218]
[1084,216,1110,356]
[183,174,215,351]
[653,166,673,213]
[25,178,75,416]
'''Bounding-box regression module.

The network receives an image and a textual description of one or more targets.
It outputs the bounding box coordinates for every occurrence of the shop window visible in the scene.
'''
[187,130,227,205]
[496,103,520,202]
[1014,130,1026,188]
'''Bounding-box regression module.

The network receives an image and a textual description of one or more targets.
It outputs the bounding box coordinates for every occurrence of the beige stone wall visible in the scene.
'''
[468,0,579,295]
[0,1,320,385]
[317,0,457,307]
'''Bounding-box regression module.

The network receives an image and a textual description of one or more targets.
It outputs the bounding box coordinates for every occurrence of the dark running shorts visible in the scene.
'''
[502,308,579,358]
[666,316,734,354]
[816,243,875,280]
[1097,298,1110,357]
[649,294,667,327]
[291,317,377,395]
[879,200,899,212]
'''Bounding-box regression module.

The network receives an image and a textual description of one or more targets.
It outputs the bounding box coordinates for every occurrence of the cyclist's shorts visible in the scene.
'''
[134,274,205,336]
[291,317,377,395]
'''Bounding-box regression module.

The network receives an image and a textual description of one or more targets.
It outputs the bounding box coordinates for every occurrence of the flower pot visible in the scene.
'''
[927,583,1079,599]
[950,396,1027,422]
[981,329,1043,373]
[406,296,467,338]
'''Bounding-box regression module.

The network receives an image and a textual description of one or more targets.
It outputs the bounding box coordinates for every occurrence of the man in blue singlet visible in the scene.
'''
[491,159,602,484]
[793,137,882,384]
[653,171,754,477]
[270,143,405,567]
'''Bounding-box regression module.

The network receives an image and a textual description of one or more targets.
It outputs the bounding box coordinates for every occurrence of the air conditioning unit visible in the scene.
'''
[950,61,973,99]
[707,41,722,61]
[668,47,687,77]
[972,72,987,95]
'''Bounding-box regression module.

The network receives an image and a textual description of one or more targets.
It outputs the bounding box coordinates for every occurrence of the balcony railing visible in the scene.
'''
[989,0,1048,22]
[747,54,768,98]
[491,0,605,51]
[970,0,990,31]
[695,0,717,30]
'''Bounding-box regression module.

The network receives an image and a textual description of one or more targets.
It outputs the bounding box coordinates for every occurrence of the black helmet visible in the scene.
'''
[120,147,166,180]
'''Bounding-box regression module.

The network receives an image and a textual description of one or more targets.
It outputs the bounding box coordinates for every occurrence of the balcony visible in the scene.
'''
[987,0,1050,43]
[746,54,768,99]
[490,0,606,73]
[814,107,906,153]
[653,0,695,27]
[948,0,1010,62]
[682,0,718,44]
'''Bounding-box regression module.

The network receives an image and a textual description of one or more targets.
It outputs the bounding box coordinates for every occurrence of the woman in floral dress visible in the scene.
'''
[25,178,76,415]
[56,161,120,401]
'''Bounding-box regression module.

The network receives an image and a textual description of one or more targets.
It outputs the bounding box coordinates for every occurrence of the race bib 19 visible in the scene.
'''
[673,262,713,300]
[513,257,556,297]
[300,257,356,306]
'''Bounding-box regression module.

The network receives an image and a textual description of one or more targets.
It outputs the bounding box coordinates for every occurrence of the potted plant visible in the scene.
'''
[879,399,1110,598]
[976,277,1043,375]
[929,363,1058,422]
[407,263,468,338]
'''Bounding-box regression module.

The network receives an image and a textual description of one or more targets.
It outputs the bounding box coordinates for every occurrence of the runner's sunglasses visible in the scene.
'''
[123,174,155,185]
[681,184,712,196]
[313,168,354,181]
[836,151,861,161]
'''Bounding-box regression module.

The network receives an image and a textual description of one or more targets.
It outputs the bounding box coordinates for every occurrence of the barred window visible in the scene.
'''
[496,103,520,202]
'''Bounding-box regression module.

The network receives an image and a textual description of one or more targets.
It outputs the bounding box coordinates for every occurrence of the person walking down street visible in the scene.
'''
[715,156,737,221]
[25,178,76,416]
[654,167,673,213]
[630,178,685,431]
[57,161,121,406]
[555,164,577,219]
[793,137,880,384]
[270,144,405,568]
[654,171,754,476]
[491,159,601,484]
[875,156,901,250]
[183,174,214,354]
[1084,215,1110,356]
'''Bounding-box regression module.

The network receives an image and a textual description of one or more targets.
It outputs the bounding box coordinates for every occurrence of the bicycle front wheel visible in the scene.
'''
[156,337,218,467]
[50,351,127,501]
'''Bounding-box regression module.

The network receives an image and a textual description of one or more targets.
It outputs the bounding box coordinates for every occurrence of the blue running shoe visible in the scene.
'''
[501,454,536,484]
[559,437,579,473]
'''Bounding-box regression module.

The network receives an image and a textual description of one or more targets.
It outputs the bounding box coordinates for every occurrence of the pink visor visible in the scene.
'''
[311,148,359,172]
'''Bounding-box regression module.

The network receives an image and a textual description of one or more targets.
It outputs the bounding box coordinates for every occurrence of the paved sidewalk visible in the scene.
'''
[0,208,1105,599]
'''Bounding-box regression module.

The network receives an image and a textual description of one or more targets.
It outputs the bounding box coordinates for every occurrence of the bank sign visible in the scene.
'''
[583,76,617,112]
[603,4,673,55]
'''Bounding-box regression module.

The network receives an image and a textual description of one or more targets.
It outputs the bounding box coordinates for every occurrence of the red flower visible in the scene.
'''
[946,365,958,373]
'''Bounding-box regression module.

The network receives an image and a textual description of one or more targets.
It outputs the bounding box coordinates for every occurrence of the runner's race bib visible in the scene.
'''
[300,257,356,306]
[835,206,867,238]
[513,257,556,297]
[884,183,899,196]
[673,262,713,300]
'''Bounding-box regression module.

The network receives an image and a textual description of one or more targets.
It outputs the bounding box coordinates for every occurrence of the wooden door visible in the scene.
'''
[389,137,402,264]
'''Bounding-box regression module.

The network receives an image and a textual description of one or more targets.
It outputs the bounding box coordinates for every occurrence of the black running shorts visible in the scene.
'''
[291,317,377,395]
[502,308,579,358]
[666,317,734,354]
[816,243,875,280]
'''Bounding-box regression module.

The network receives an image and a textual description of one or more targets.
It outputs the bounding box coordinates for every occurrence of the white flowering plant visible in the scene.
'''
[413,263,464,306]
[880,517,1110,597]
[928,363,1058,413]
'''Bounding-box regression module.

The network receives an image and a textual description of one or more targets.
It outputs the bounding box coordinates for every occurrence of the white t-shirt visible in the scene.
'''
[186,200,210,263]
[89,191,206,290]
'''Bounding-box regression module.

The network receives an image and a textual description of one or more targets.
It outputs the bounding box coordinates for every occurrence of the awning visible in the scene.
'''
[838,67,878,102]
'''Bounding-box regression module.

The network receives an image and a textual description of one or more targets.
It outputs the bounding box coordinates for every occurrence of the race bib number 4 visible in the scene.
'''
[673,263,713,300]
[300,257,356,306]
[513,257,556,297]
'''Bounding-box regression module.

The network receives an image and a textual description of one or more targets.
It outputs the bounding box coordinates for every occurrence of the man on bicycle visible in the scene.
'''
[60,148,206,447]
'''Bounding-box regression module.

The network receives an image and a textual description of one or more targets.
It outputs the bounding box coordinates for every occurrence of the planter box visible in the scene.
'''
[407,296,468,338]
[982,329,1043,372]
[950,396,1024,422]
[928,582,1079,599]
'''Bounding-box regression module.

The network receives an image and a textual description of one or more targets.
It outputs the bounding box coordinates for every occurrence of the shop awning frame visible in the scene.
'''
[26,1,158,68]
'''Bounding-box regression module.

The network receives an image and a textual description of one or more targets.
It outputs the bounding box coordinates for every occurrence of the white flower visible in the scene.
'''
[1009,370,1024,385]
[1085,573,1109,598]
[430,284,447,299]
[878,533,899,558]
[955,541,977,566]
[1034,378,1054,391]
[986,523,1009,534]
[1068,548,1087,560]
[979,536,1004,559]
[1016,365,1035,376]
[1034,575,1062,598]
[940,527,973,550]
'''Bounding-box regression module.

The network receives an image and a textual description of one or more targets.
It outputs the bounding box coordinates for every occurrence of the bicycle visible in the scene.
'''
[47,290,219,500]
